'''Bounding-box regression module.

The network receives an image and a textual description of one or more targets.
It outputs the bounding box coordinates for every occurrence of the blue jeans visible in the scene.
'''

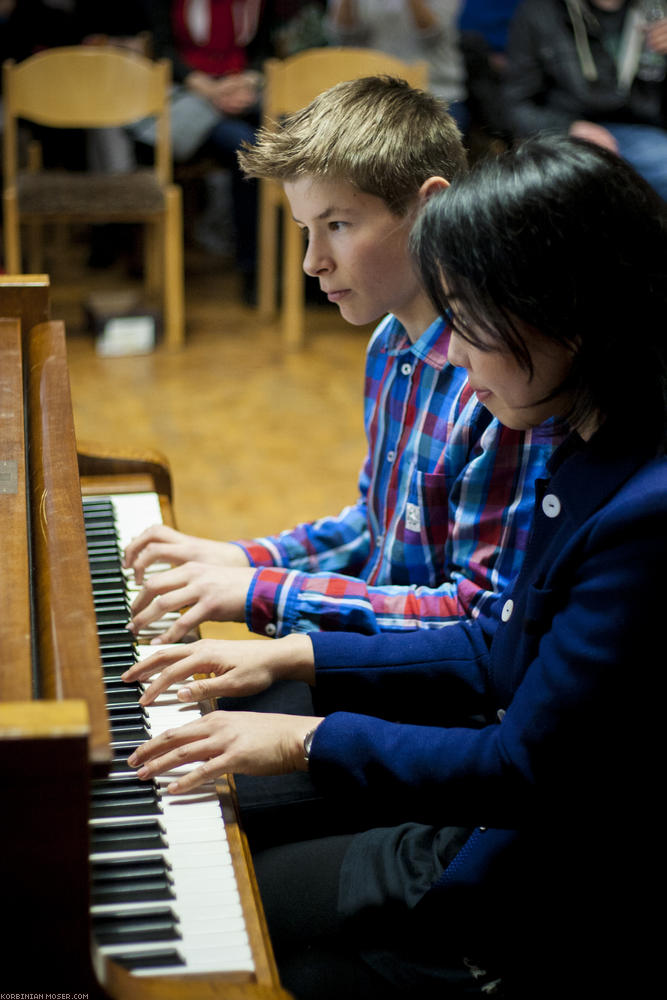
[203,114,258,274]
[602,122,667,202]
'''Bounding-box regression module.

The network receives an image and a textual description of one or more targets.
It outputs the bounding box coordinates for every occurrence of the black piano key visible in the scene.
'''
[89,554,123,572]
[87,544,120,555]
[90,819,167,852]
[85,525,118,537]
[109,740,145,755]
[112,949,186,971]
[92,853,170,877]
[91,777,158,798]
[96,610,132,628]
[98,628,135,645]
[108,712,147,730]
[91,798,160,819]
[105,676,141,691]
[92,577,127,594]
[83,513,116,528]
[91,874,175,905]
[108,724,150,742]
[105,690,143,708]
[101,650,136,667]
[109,712,150,735]
[95,603,131,618]
[103,677,137,691]
[108,757,143,775]
[92,906,181,945]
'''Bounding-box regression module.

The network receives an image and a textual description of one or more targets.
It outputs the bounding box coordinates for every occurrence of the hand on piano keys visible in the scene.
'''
[126,561,257,644]
[122,633,315,706]
[127,707,324,795]
[123,523,251,584]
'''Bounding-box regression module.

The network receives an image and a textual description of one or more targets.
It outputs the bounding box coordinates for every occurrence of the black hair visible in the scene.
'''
[411,134,667,446]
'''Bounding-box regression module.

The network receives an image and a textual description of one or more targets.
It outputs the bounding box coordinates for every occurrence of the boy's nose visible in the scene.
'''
[303,238,332,277]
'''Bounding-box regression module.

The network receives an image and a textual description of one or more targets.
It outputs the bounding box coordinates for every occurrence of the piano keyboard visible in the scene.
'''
[83,492,255,977]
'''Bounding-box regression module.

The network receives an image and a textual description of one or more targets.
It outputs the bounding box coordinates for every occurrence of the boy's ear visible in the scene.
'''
[418,176,450,203]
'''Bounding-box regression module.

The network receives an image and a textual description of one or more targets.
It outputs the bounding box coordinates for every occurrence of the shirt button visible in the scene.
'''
[376,534,383,547]
[400,362,412,376]
[501,599,514,622]
[542,494,561,518]
[497,708,506,722]
[386,450,396,463]
[265,622,277,637]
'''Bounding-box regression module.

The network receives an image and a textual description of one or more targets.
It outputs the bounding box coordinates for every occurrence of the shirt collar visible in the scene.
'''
[371,313,452,370]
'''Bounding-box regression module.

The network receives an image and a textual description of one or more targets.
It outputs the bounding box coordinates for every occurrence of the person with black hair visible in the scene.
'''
[126,135,667,998]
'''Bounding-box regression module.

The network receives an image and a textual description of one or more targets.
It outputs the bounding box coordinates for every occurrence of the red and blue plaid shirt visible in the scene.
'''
[236,314,558,636]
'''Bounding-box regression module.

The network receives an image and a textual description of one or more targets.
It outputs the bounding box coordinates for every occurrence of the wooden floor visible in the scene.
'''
[51,235,370,634]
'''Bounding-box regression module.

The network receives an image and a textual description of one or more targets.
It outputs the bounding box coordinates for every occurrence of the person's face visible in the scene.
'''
[283,177,432,340]
[445,290,574,431]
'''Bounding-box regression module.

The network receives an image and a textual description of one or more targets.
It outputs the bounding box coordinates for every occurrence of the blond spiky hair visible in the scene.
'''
[238,75,467,215]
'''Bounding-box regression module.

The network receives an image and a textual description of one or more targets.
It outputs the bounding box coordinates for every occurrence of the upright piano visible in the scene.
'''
[0,276,291,999]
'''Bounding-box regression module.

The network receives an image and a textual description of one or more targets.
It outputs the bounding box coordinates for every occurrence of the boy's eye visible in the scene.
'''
[328,221,346,232]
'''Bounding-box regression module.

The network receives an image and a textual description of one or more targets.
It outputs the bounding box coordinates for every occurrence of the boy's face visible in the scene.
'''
[283,177,435,340]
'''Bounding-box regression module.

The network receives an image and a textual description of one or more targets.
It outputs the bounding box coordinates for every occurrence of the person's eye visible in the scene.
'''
[328,220,347,232]
[451,311,496,351]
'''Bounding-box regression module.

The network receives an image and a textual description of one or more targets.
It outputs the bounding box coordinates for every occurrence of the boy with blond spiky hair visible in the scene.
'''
[125,76,557,646]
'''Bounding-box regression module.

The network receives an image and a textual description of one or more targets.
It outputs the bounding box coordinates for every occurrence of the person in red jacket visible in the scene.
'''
[146,0,263,296]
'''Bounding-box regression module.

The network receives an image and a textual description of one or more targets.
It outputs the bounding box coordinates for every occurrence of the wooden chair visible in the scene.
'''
[258,47,428,350]
[2,46,185,350]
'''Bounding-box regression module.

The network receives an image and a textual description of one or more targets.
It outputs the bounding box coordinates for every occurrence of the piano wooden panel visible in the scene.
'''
[0,317,32,699]
[0,272,50,341]
[0,700,93,991]
[0,282,291,999]
[27,320,112,768]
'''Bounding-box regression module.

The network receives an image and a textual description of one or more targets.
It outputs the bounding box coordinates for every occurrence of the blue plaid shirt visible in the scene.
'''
[237,314,558,636]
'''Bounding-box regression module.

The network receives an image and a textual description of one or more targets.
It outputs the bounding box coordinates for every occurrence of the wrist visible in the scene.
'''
[273,633,316,684]
[295,718,324,771]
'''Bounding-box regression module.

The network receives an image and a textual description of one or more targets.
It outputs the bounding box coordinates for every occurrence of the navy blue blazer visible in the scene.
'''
[308,427,667,982]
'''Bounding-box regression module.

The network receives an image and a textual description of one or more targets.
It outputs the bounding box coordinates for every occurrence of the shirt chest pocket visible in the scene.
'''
[404,471,449,551]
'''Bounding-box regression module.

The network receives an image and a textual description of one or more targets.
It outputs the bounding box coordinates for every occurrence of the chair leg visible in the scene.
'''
[163,186,185,351]
[3,191,22,273]
[258,180,279,320]
[26,221,45,274]
[281,212,305,350]
[144,221,161,299]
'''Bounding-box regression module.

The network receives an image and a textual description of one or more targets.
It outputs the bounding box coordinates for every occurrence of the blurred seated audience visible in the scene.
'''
[324,1,468,131]
[457,0,521,145]
[251,0,328,59]
[504,0,667,201]
[141,0,262,298]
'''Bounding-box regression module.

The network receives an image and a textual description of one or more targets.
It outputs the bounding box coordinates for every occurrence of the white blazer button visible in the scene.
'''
[501,599,514,622]
[265,622,277,637]
[542,494,561,518]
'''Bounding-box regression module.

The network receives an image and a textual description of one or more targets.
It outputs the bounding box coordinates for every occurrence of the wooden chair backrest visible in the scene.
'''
[2,46,172,184]
[262,46,429,123]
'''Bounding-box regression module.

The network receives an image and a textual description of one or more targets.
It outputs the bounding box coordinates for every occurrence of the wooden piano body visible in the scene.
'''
[0,276,290,999]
